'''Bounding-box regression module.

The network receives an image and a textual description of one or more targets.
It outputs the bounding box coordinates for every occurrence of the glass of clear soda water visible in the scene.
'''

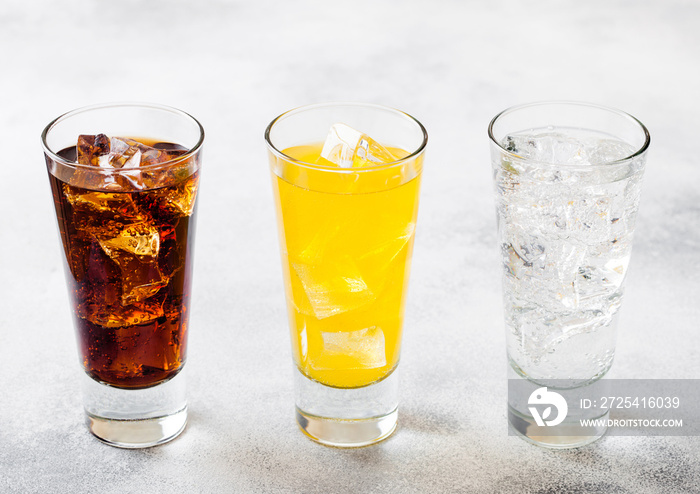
[489,102,650,448]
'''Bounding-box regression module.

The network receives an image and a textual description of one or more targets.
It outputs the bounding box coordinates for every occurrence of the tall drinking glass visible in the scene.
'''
[489,102,650,448]
[42,103,204,448]
[266,103,427,447]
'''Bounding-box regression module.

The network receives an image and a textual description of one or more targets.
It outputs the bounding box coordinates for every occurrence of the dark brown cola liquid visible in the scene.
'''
[48,139,199,388]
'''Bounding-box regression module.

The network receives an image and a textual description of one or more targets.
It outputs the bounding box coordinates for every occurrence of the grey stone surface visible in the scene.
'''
[1,0,699,492]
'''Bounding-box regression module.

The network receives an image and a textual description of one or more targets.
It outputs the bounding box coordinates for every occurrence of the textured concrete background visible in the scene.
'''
[1,0,699,492]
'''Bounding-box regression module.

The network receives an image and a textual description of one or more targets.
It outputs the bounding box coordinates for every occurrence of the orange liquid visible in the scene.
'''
[271,144,422,388]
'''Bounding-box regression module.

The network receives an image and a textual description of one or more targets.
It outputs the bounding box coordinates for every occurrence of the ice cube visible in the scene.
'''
[292,258,375,319]
[73,135,191,190]
[585,138,635,165]
[78,296,165,328]
[77,136,183,170]
[109,138,175,190]
[109,252,168,305]
[317,326,387,369]
[96,239,168,306]
[148,173,199,217]
[554,242,587,309]
[63,186,151,240]
[74,134,118,189]
[63,187,143,217]
[509,305,612,364]
[110,138,188,168]
[139,150,195,193]
[77,134,111,167]
[98,222,160,258]
[107,138,144,168]
[319,123,397,168]
[97,221,169,305]
[359,222,415,264]
[502,132,637,168]
[503,132,588,165]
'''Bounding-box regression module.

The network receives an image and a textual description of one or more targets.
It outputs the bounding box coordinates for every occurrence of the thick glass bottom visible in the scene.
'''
[294,366,399,447]
[87,407,187,449]
[507,365,610,449]
[508,405,607,449]
[296,407,397,448]
[81,368,187,448]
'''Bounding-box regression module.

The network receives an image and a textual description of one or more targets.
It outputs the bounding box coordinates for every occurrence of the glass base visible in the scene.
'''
[507,366,610,449]
[296,407,397,448]
[87,407,187,449]
[508,405,608,449]
[294,366,399,447]
[81,368,187,448]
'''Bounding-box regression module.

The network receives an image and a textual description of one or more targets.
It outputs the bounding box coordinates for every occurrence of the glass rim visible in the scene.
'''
[488,100,651,169]
[41,101,205,172]
[264,102,428,172]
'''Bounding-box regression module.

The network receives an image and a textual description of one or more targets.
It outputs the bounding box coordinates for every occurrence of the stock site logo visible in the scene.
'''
[528,387,568,427]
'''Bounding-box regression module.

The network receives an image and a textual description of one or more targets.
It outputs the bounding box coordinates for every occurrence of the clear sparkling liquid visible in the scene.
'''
[494,128,645,383]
